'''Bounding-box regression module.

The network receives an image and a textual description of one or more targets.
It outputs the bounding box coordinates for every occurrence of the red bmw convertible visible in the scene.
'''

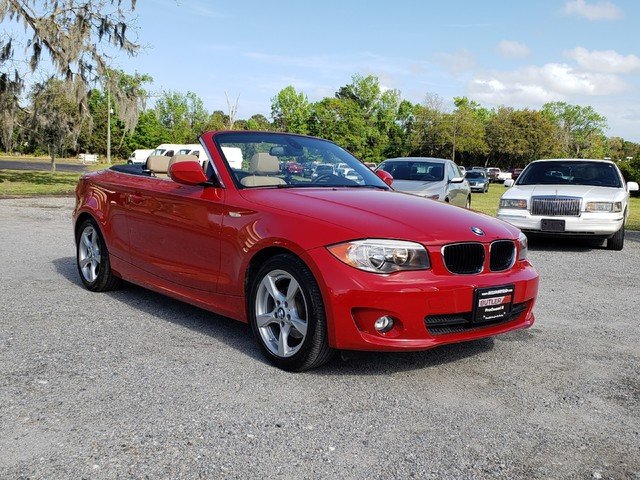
[73,131,539,371]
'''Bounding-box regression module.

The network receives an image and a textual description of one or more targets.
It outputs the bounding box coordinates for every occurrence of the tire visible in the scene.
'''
[606,225,625,251]
[484,184,489,193]
[249,253,334,371]
[465,196,471,209]
[76,219,122,291]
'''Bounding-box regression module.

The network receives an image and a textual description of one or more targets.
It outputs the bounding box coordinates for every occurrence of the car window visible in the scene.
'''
[465,171,485,179]
[214,132,388,189]
[447,162,458,180]
[517,161,622,187]
[378,160,445,181]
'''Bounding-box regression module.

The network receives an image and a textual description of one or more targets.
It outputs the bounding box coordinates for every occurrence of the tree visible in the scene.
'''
[245,114,271,131]
[485,107,561,167]
[271,86,310,134]
[156,90,209,143]
[446,97,488,164]
[107,69,153,149]
[333,74,402,161]
[29,78,87,171]
[1,0,138,103]
[542,102,607,157]
[309,97,367,159]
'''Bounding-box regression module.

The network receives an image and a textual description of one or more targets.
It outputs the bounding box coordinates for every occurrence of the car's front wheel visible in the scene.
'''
[249,254,334,371]
[76,219,121,291]
[607,224,625,251]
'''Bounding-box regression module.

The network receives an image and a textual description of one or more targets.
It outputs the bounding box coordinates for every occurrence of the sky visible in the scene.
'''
[111,0,639,141]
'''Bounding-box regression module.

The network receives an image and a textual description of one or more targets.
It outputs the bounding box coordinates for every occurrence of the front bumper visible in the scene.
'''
[497,209,623,236]
[304,246,539,351]
[469,183,487,192]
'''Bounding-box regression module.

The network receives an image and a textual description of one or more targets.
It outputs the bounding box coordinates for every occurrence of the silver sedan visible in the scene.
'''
[376,157,471,208]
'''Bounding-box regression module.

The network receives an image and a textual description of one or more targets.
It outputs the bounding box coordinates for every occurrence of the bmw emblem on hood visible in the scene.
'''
[471,226,485,236]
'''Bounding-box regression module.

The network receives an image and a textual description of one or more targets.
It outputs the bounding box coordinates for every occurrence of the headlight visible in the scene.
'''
[327,239,430,273]
[517,232,528,261]
[499,198,528,209]
[585,201,622,213]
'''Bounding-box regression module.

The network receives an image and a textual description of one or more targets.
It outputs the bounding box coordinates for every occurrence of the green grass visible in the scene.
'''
[470,182,640,231]
[0,170,83,196]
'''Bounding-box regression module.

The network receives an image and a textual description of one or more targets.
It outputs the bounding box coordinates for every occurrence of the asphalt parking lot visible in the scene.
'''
[1,197,639,479]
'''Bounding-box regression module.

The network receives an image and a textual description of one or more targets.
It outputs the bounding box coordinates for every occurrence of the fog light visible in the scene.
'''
[374,315,394,333]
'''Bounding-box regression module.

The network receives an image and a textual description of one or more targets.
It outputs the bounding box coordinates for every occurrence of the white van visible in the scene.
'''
[127,149,154,165]
[150,144,185,158]
[177,143,210,168]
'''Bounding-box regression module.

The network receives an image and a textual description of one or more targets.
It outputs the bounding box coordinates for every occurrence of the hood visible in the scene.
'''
[504,184,625,202]
[392,179,443,196]
[241,187,519,246]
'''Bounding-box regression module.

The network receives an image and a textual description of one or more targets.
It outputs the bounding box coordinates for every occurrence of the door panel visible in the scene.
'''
[125,177,225,292]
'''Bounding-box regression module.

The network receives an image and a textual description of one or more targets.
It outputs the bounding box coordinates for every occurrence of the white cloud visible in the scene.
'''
[563,0,622,20]
[468,63,626,106]
[565,47,640,73]
[497,40,530,59]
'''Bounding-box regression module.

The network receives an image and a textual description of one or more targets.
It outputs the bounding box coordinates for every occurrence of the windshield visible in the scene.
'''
[517,161,622,188]
[214,132,388,189]
[466,171,486,179]
[378,160,445,181]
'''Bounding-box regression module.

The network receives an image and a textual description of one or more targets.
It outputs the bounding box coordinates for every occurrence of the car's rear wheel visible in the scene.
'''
[606,224,625,251]
[76,219,121,291]
[249,254,334,371]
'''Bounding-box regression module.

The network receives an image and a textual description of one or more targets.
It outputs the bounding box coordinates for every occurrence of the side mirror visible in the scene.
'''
[627,181,639,192]
[449,176,464,184]
[169,161,208,186]
[504,179,515,188]
[376,169,394,186]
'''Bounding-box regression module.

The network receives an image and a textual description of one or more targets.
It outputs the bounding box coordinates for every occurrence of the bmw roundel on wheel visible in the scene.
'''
[73,130,539,371]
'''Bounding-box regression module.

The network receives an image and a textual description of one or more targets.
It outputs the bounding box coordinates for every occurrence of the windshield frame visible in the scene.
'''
[213,131,390,190]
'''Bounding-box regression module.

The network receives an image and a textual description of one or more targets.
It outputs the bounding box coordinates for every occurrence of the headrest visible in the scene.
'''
[168,154,200,169]
[249,153,280,174]
[146,155,171,173]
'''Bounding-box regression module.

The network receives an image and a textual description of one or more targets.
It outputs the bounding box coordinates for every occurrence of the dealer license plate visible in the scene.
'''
[473,285,514,323]
[541,219,565,232]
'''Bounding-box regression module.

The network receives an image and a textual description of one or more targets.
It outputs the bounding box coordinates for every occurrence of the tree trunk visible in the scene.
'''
[49,144,56,173]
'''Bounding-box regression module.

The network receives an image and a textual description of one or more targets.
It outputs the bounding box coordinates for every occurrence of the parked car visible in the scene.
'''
[282,161,303,175]
[376,157,471,208]
[74,131,538,371]
[509,168,524,181]
[311,163,335,179]
[344,169,363,183]
[486,167,512,183]
[498,159,639,250]
[301,161,317,177]
[465,170,490,193]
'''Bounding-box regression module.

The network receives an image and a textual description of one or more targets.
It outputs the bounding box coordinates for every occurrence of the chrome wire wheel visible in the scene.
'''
[254,269,309,358]
[78,225,101,283]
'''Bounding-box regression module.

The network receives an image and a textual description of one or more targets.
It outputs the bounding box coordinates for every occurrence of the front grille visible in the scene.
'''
[490,240,515,271]
[442,243,485,274]
[531,196,581,217]
[425,301,529,335]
